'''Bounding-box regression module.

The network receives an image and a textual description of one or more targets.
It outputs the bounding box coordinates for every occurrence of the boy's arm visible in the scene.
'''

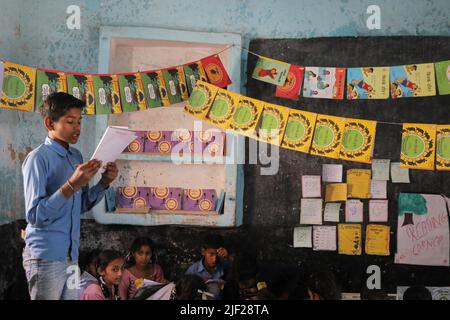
[80,162,118,213]
[80,182,108,213]
[22,153,68,227]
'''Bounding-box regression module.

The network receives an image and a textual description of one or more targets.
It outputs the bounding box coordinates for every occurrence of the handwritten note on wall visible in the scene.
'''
[302,175,321,198]
[395,193,449,266]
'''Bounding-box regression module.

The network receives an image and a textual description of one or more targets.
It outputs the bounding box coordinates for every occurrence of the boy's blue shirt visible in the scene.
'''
[185,258,231,280]
[22,136,107,262]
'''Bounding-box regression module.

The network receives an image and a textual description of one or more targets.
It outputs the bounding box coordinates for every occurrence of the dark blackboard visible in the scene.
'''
[244,37,450,293]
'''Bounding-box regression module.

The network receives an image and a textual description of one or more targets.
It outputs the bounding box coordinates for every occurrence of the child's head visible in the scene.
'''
[200,234,224,271]
[81,249,101,277]
[96,250,124,286]
[129,237,155,268]
[403,285,432,300]
[175,274,207,300]
[41,92,85,145]
[306,271,341,300]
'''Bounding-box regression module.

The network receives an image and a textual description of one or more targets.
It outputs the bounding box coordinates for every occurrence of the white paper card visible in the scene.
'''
[313,226,337,251]
[322,164,343,183]
[324,203,341,222]
[370,180,387,199]
[345,200,364,222]
[302,175,321,198]
[372,159,390,181]
[391,162,410,183]
[293,226,312,248]
[300,198,323,225]
[369,200,389,222]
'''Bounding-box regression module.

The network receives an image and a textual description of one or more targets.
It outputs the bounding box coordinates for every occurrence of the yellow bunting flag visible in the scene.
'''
[365,224,390,256]
[400,123,437,170]
[206,88,240,129]
[436,125,450,171]
[0,61,36,112]
[310,115,346,159]
[254,103,290,146]
[338,224,362,256]
[226,96,264,138]
[339,118,377,164]
[184,81,218,120]
[347,169,371,199]
[281,109,317,153]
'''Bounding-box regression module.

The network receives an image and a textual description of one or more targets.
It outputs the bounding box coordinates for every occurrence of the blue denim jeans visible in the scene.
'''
[22,246,79,300]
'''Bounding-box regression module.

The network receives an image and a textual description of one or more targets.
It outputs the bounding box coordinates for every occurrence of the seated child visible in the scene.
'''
[81,250,125,300]
[77,249,101,299]
[185,234,233,299]
[306,270,341,300]
[119,237,168,300]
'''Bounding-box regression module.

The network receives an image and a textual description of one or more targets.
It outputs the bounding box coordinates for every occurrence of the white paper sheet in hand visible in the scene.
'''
[90,126,137,172]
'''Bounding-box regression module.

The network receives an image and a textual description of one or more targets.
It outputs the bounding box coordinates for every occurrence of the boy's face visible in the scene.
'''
[201,248,218,270]
[45,107,82,145]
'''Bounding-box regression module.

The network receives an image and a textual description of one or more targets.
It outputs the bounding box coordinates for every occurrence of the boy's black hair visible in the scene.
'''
[306,270,341,300]
[40,92,85,121]
[201,234,224,250]
[403,285,432,300]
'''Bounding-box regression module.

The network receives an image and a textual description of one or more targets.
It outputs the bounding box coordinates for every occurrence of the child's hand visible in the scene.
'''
[69,159,102,190]
[217,247,229,259]
[100,162,119,188]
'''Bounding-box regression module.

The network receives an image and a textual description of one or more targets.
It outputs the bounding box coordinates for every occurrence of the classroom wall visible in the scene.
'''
[1,0,450,224]
[0,0,449,298]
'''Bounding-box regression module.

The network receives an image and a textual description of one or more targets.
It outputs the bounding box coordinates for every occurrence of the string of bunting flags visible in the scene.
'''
[0,52,232,114]
[251,53,450,100]
[184,81,450,171]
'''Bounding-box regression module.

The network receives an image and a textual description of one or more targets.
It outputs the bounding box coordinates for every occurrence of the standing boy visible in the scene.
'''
[22,92,118,300]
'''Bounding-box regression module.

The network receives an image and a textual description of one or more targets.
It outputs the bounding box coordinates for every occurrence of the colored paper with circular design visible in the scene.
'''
[310,115,346,159]
[339,118,377,163]
[207,89,240,129]
[281,110,317,153]
[436,125,450,171]
[0,61,36,112]
[184,81,218,119]
[254,103,290,146]
[400,123,437,170]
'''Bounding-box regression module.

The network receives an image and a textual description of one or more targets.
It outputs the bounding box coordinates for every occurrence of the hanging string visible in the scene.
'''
[137,44,237,70]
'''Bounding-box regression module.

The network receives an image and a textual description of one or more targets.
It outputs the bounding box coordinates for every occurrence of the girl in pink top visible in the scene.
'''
[81,250,125,300]
[119,237,168,300]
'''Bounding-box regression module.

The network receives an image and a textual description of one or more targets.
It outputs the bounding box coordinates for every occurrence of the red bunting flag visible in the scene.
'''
[275,65,305,100]
[201,54,232,88]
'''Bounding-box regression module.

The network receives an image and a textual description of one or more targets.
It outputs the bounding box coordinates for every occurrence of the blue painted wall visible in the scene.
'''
[0,0,449,223]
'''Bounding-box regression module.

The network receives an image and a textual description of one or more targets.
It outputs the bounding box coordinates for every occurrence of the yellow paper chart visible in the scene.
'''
[281,109,317,153]
[400,123,437,170]
[338,224,362,255]
[365,224,390,256]
[325,183,348,202]
[347,169,371,199]
[310,115,346,159]
[339,118,377,164]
